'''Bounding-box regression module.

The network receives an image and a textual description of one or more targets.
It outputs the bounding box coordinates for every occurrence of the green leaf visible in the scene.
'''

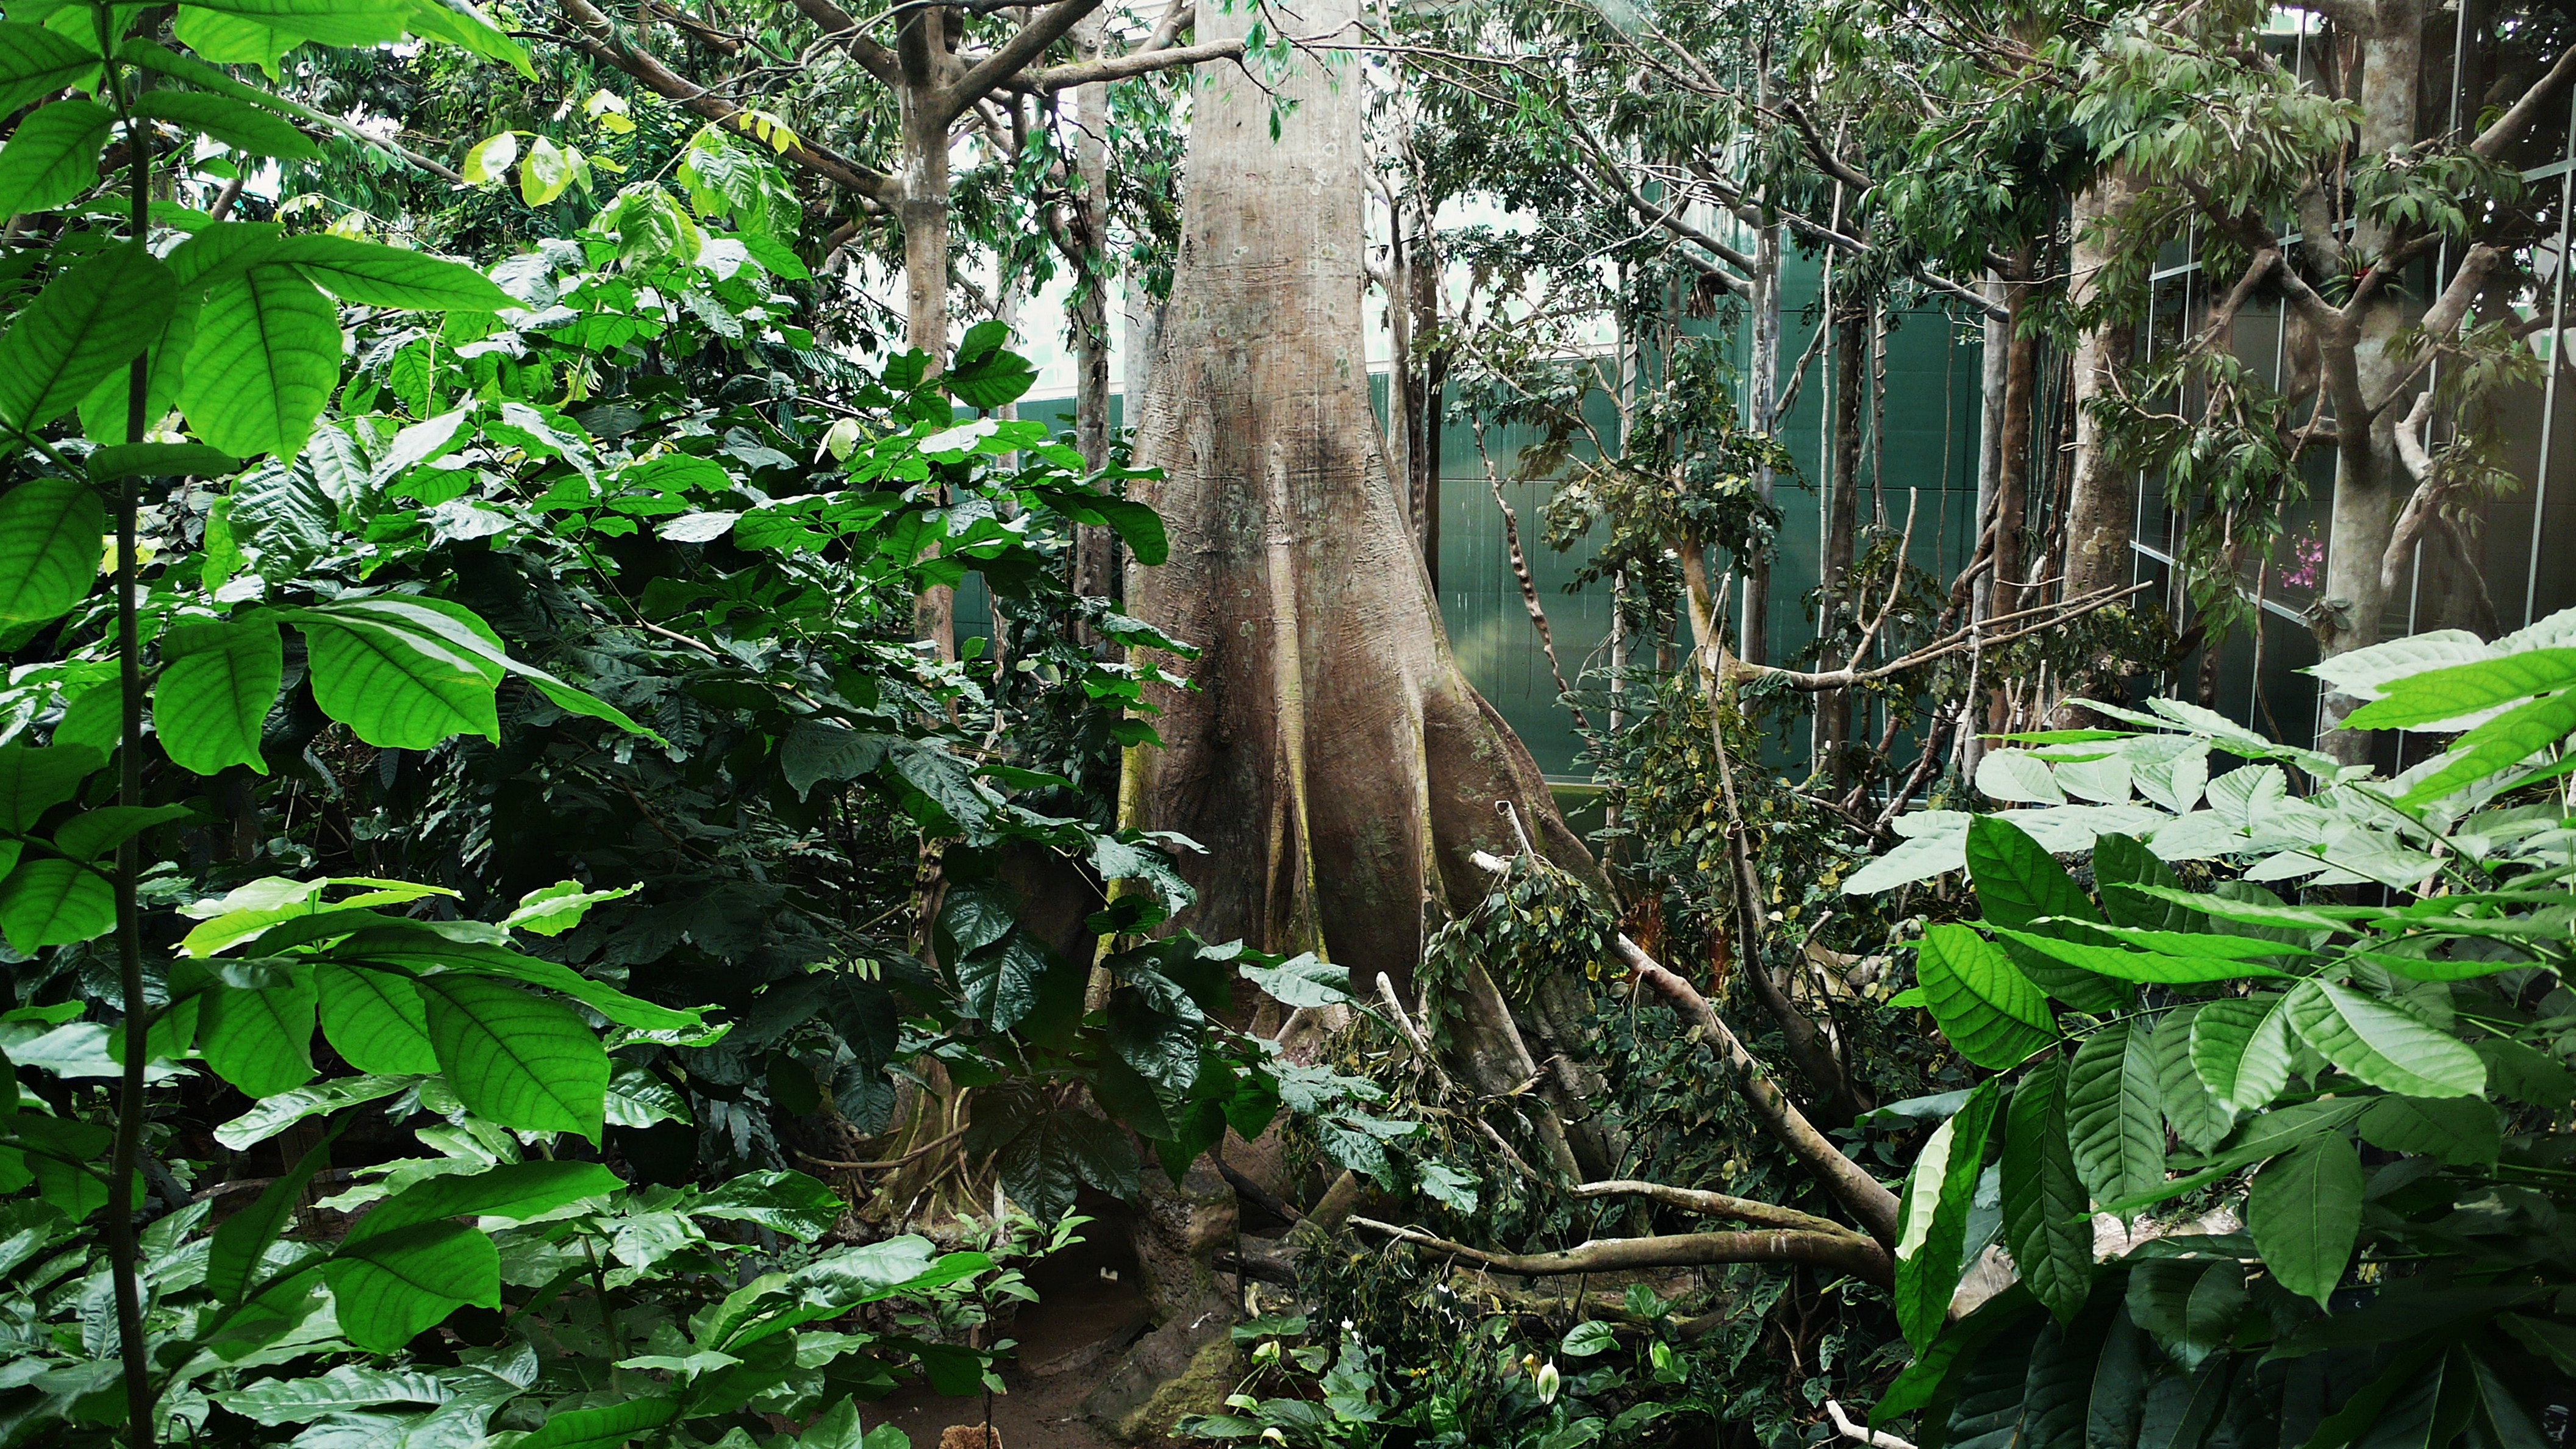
[518,1397,681,1449]
[1895,1078,2002,1350]
[419,975,609,1139]
[212,1070,417,1150]
[199,975,318,1096]
[1107,969,1205,1093]
[156,618,284,775]
[0,478,102,631]
[2150,1006,2234,1153]
[2124,1259,2245,1370]
[2000,1059,2092,1325]
[955,930,1049,1032]
[1916,923,2058,1069]
[324,1218,498,1351]
[177,263,340,459]
[54,803,196,860]
[2356,1094,2501,1166]
[212,1365,451,1424]
[0,857,113,951]
[402,0,535,76]
[1967,817,2128,1012]
[2094,833,2195,931]
[0,23,99,116]
[356,1159,623,1239]
[2342,648,2576,729]
[0,244,177,435]
[333,928,699,1029]
[2395,690,2576,804]
[0,100,113,218]
[502,880,637,937]
[0,741,102,834]
[88,442,242,482]
[208,1126,336,1300]
[313,965,439,1075]
[266,234,515,310]
[2284,979,2486,1098]
[1240,951,1354,1009]
[289,603,503,749]
[2067,1020,2163,1215]
[2245,1134,2361,1306]
[172,6,306,74]
[1992,928,2298,984]
[77,293,198,446]
[1562,1320,1619,1358]
[174,0,413,48]
[520,134,573,205]
[138,90,320,158]
[2189,995,2294,1115]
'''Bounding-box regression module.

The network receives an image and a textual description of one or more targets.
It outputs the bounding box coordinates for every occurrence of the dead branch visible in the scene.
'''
[1350,1215,1894,1283]
[1570,1179,1859,1237]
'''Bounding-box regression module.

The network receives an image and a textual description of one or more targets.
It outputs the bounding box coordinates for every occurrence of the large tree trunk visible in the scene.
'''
[1124,0,1598,1041]
[900,14,956,660]
[2063,174,2135,610]
[1070,26,1118,618]
[2316,0,2427,764]
[1741,218,1782,664]
[1817,298,1867,789]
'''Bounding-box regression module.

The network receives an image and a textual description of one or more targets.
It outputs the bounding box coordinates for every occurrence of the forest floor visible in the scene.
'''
[862,1208,1148,1449]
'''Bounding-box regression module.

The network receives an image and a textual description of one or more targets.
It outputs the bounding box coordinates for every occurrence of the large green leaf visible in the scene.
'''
[199,975,318,1096]
[174,0,413,47]
[2189,994,2294,1115]
[332,928,699,1029]
[402,0,535,76]
[54,803,198,861]
[1992,929,2297,984]
[207,1128,335,1300]
[177,263,340,459]
[324,1218,498,1351]
[0,22,99,115]
[287,595,656,746]
[77,295,198,446]
[2124,1260,2245,1371]
[2342,648,2576,729]
[0,478,102,631]
[2094,833,2195,932]
[0,244,178,435]
[288,603,503,749]
[956,929,1050,1032]
[2000,1059,2092,1325]
[517,1397,681,1449]
[172,6,306,73]
[313,964,439,1075]
[353,1159,623,1240]
[266,234,514,310]
[156,618,284,774]
[2067,1020,2163,1214]
[1895,1078,2002,1350]
[2284,979,2486,1098]
[2392,690,2576,804]
[2356,1094,2501,1167]
[1917,923,2059,1068]
[0,741,102,833]
[137,90,321,159]
[2245,1134,2361,1306]
[2150,1005,2235,1153]
[1969,818,2128,1012]
[0,99,113,218]
[88,441,241,482]
[212,1072,417,1150]
[0,858,113,951]
[419,975,608,1139]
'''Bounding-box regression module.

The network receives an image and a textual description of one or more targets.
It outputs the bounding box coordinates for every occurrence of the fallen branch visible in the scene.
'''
[1614,933,1902,1247]
[1722,580,2153,692]
[1571,1179,1858,1237]
[1351,1215,1892,1283]
[1829,1399,1919,1449]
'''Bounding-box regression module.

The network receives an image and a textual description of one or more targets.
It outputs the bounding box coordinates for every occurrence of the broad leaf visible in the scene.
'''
[1969,816,2127,1012]
[0,858,113,951]
[156,618,284,775]
[290,603,503,749]
[1895,1078,2002,1350]
[0,478,103,631]
[207,1128,336,1300]
[2284,979,2485,1098]
[324,1218,499,1351]
[2394,690,2576,804]
[267,234,515,310]
[2342,648,2576,729]
[2000,1059,2092,1324]
[0,742,102,832]
[0,23,99,116]
[2356,1094,2501,1167]
[87,441,241,482]
[313,964,440,1075]
[0,100,114,218]
[199,975,318,1096]
[355,1159,623,1240]
[0,244,177,434]
[2150,1005,2235,1153]
[1993,928,2297,984]
[1916,923,2058,1069]
[176,0,413,47]
[54,803,197,861]
[178,264,340,459]
[1240,952,1354,1008]
[518,1398,681,1449]
[2246,1135,2362,1306]
[2189,994,2294,1114]
[2067,1020,2163,1214]
[138,90,321,158]
[419,975,609,1139]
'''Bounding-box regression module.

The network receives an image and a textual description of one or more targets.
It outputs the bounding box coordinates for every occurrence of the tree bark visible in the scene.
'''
[1068,18,1117,626]
[2061,172,2136,678]
[1818,299,1867,788]
[1123,0,1598,1007]
[1742,219,1783,664]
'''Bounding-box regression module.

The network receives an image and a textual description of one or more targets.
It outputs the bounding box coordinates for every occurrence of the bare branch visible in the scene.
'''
[553,0,898,200]
[1570,1179,1859,1237]
[2472,43,2576,160]
[943,0,1106,124]
[1350,1215,1894,1283]
[1829,1401,1919,1449]
[785,0,903,87]
[1013,36,1246,92]
[1614,933,1902,1245]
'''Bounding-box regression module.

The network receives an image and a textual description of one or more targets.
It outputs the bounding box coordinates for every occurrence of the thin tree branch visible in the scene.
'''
[942,0,1105,124]
[1570,1179,1862,1237]
[1350,1215,1894,1283]
[1012,36,1245,91]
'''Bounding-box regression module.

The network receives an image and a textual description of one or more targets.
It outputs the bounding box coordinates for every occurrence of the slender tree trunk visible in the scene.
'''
[1408,206,1445,593]
[1817,301,1867,789]
[2063,174,2136,624]
[900,18,957,660]
[1069,23,1117,621]
[1742,220,1781,665]
[2317,0,2427,764]
[1123,0,1602,1098]
[1962,269,2010,785]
